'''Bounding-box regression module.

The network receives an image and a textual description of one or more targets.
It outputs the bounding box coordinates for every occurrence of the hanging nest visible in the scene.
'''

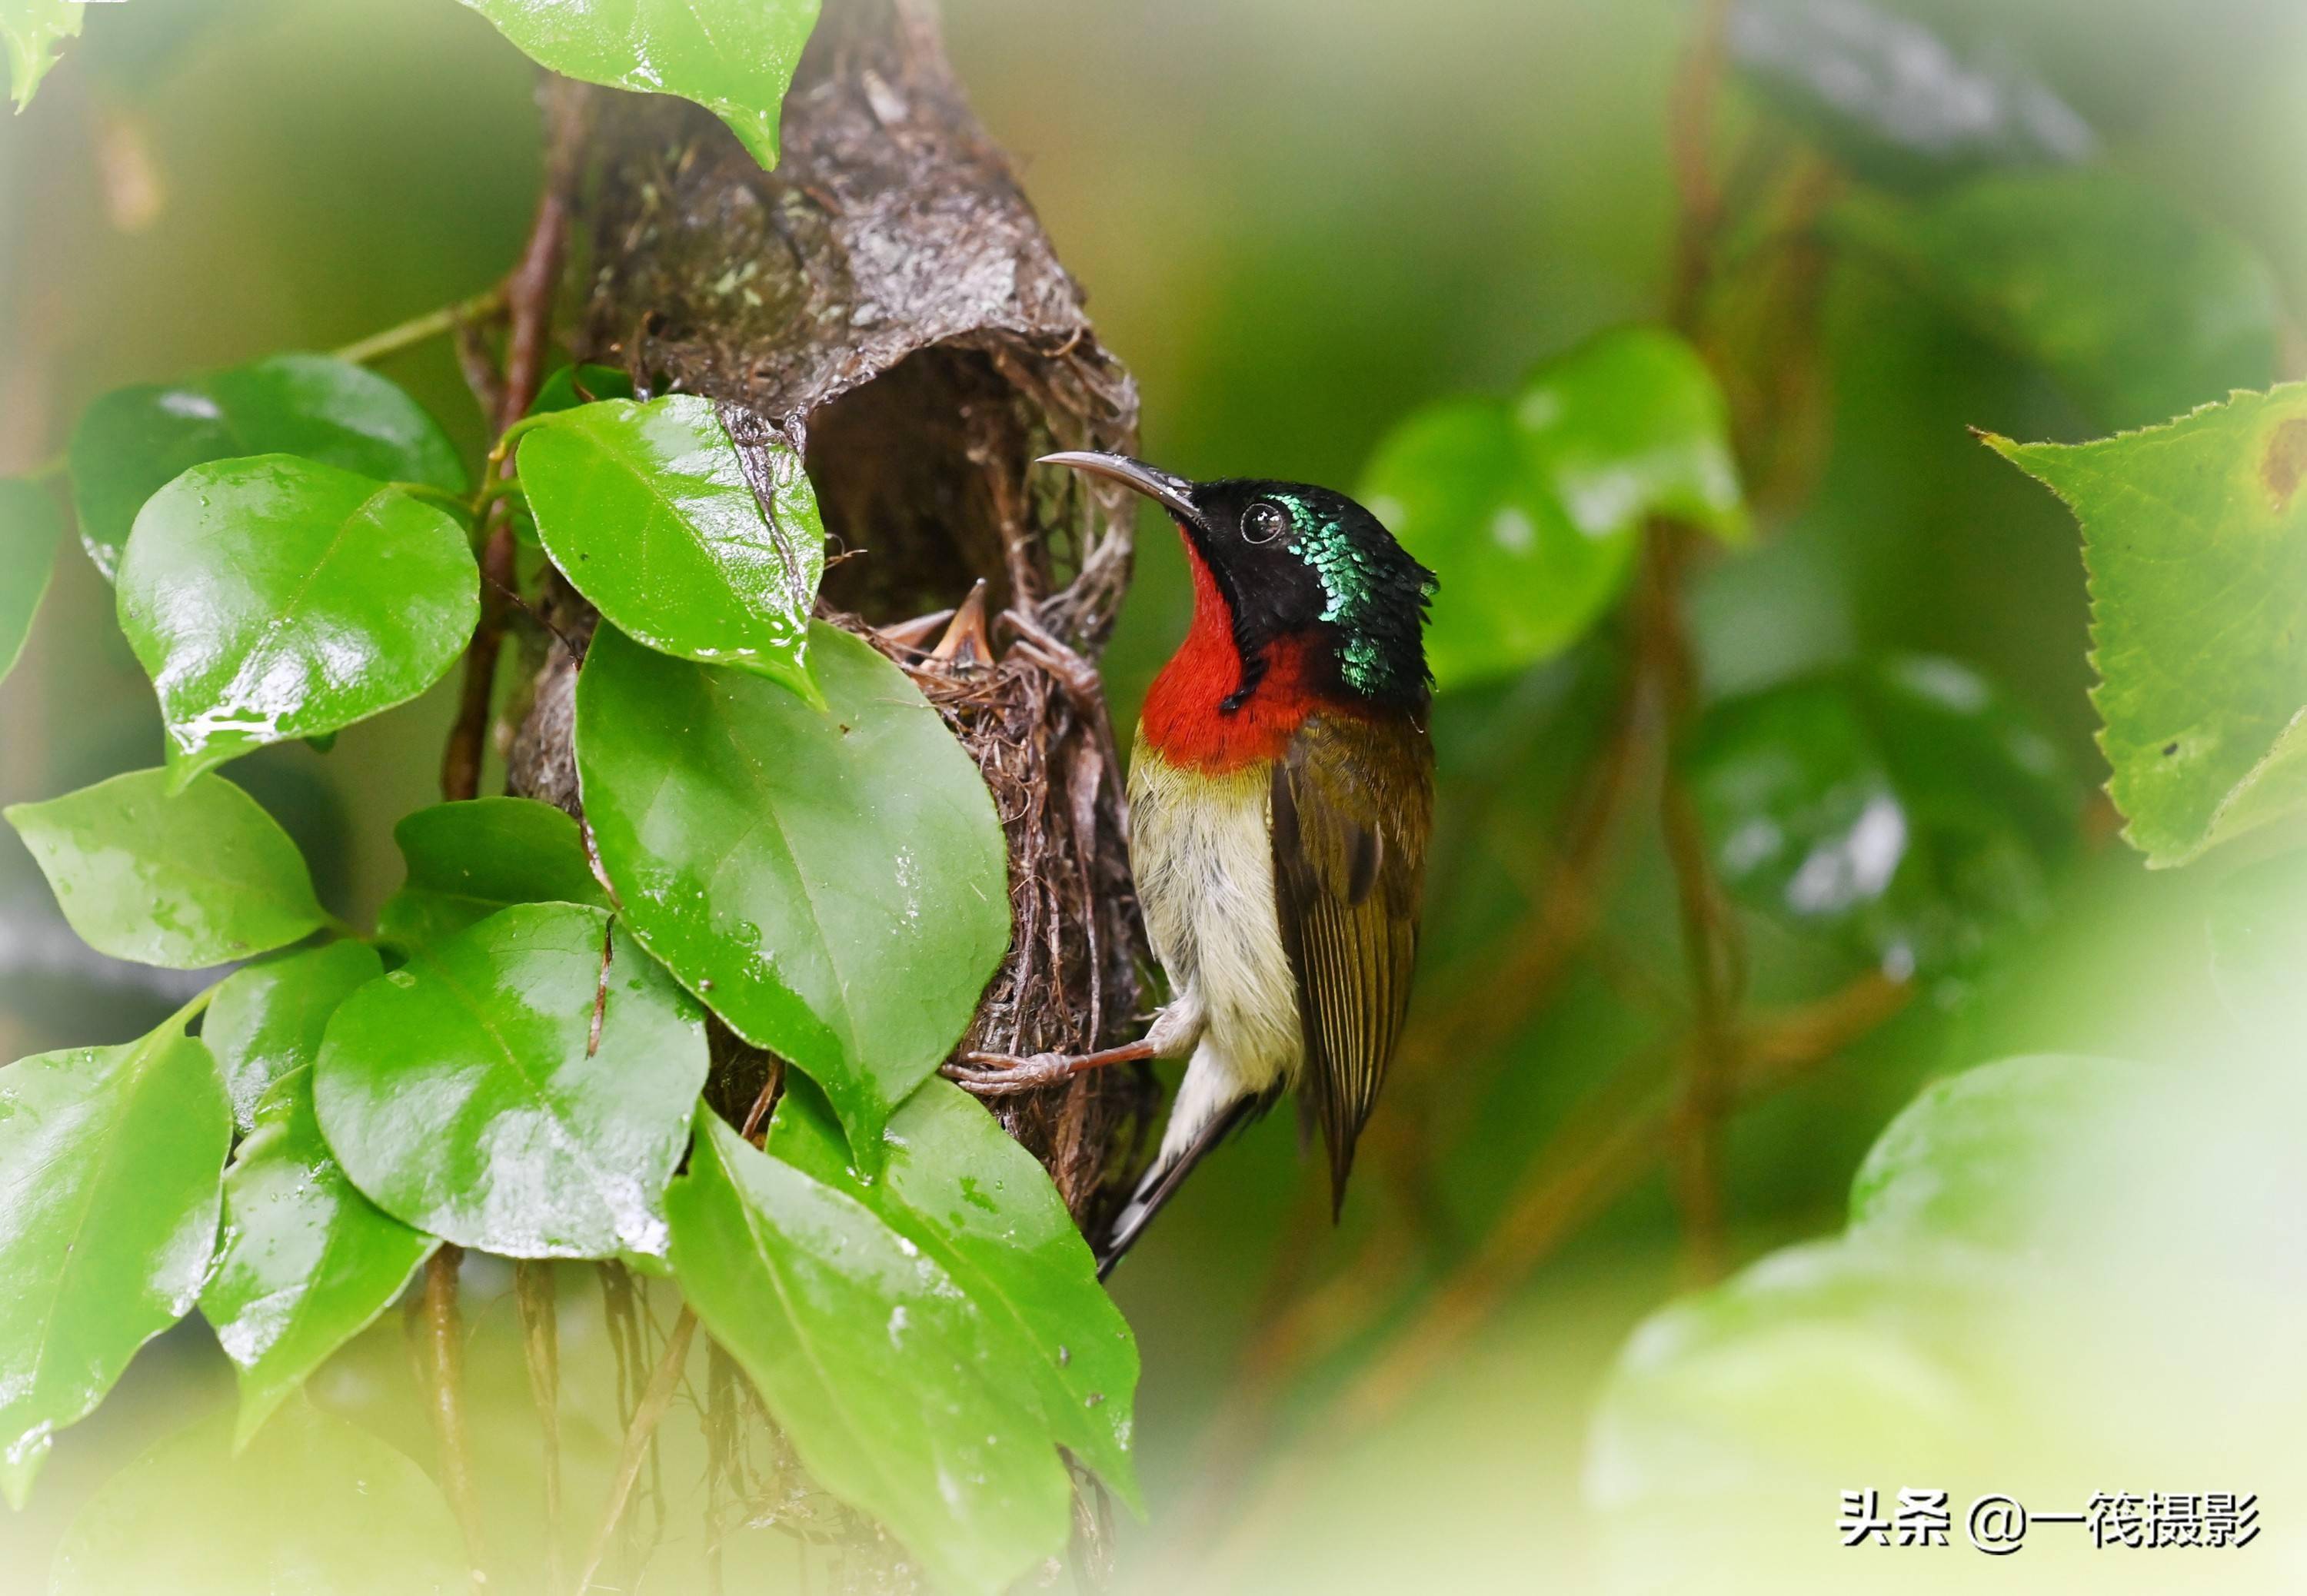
[502,0,1157,1224]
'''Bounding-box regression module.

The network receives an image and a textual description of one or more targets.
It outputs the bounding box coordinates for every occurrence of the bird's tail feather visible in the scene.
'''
[1097,1091,1268,1280]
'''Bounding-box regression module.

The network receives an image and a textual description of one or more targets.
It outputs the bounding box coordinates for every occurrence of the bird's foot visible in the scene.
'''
[940,1038,1156,1098]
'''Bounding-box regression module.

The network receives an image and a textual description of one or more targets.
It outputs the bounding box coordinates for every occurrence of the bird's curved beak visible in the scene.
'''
[1038,451,1203,529]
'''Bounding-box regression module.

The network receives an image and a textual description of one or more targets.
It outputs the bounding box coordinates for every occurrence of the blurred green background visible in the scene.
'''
[4,0,2305,1591]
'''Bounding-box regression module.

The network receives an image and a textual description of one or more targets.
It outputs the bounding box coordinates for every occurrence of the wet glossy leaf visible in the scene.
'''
[457,0,820,168]
[576,623,1010,1169]
[1848,1053,2150,1260]
[1841,172,2282,431]
[204,940,383,1133]
[1,0,80,110]
[68,353,464,580]
[1989,387,2307,865]
[0,477,59,686]
[1362,327,1746,688]
[1728,0,2092,189]
[1686,655,2073,979]
[518,394,824,702]
[314,903,708,1258]
[5,769,327,969]
[528,362,636,415]
[0,1023,229,1506]
[771,1078,1142,1508]
[116,455,480,787]
[201,1067,438,1448]
[376,796,609,956]
[50,1397,464,1595]
[667,1112,1074,1596]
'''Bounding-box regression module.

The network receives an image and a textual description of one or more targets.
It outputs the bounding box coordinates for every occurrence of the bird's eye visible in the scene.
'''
[1242,500,1290,544]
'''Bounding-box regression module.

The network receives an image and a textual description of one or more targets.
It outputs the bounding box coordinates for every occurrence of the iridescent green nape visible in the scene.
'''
[1275,490,1416,697]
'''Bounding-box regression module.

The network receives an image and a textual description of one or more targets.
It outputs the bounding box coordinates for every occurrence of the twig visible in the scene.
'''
[416,1247,488,1591]
[1636,520,1746,1282]
[1665,0,1734,331]
[331,288,508,367]
[741,1057,786,1144]
[441,78,586,805]
[571,1308,699,1595]
[517,1261,566,1594]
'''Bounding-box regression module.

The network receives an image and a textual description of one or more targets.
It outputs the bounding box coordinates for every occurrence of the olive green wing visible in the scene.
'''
[1270,711,1433,1215]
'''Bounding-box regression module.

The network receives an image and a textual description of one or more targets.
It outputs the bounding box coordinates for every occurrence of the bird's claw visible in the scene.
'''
[940,1049,1083,1097]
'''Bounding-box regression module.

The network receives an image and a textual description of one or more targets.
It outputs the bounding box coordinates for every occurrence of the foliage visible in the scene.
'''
[0,479,58,687]
[1726,0,2095,189]
[1,0,2301,1590]
[315,904,707,1258]
[203,940,384,1130]
[1686,655,2073,980]
[1360,325,1746,687]
[455,0,821,168]
[118,455,480,786]
[375,796,609,954]
[0,1021,229,1507]
[5,770,328,968]
[667,1113,1078,1596]
[1992,385,2307,865]
[68,354,464,581]
[0,0,80,110]
[1841,173,2283,432]
[201,1066,438,1447]
[514,393,825,703]
[577,623,1014,1167]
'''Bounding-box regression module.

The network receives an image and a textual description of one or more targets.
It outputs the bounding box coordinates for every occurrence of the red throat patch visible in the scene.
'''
[1138,533,1326,773]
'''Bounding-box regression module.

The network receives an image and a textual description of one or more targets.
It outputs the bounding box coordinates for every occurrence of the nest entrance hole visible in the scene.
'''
[807,343,1040,627]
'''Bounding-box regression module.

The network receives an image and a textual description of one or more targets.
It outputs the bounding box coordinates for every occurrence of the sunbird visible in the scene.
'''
[954,454,1437,1275]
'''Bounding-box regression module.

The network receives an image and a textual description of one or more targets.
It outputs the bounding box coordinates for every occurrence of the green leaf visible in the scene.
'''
[576,623,1010,1169]
[518,394,824,703]
[116,455,480,788]
[200,1068,438,1448]
[68,353,465,580]
[314,903,708,1258]
[770,1078,1142,1508]
[1588,1239,2001,1520]
[0,1023,230,1506]
[1839,172,2283,431]
[666,1112,1074,1596]
[1361,326,1746,688]
[376,796,609,956]
[0,477,60,686]
[1686,654,2073,979]
[1847,1053,2150,1261]
[456,0,821,168]
[528,362,636,415]
[1727,0,2093,191]
[5,770,327,969]
[1989,387,2307,865]
[205,940,384,1132]
[49,1398,465,1595]
[2205,849,2307,1031]
[1,0,80,110]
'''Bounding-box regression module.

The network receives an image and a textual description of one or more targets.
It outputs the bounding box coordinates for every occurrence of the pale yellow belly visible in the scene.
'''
[1126,738,1303,1099]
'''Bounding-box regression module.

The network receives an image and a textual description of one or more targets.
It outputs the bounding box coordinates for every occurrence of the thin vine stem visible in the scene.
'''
[330,288,507,367]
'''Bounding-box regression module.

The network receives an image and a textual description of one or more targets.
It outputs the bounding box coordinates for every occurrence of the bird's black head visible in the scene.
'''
[1043,453,1437,710]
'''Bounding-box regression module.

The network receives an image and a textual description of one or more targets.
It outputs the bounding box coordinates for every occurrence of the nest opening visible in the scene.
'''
[807,344,1031,626]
